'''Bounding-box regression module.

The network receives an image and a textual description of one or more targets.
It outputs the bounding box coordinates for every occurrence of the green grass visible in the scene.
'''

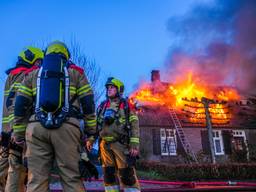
[136,170,169,181]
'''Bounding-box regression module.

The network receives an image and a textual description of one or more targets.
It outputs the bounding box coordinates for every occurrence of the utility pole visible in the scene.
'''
[201,97,216,164]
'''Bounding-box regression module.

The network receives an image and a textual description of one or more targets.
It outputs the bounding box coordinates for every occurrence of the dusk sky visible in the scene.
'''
[0,0,209,88]
[0,0,223,127]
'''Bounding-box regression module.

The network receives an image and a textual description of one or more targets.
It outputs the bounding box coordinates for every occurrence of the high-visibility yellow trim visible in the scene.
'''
[130,137,140,144]
[57,79,63,111]
[77,86,91,93]
[104,185,120,192]
[87,124,96,127]
[2,114,14,124]
[77,85,90,92]
[78,89,92,96]
[4,90,10,96]
[19,86,32,96]
[102,136,115,142]
[77,85,91,95]
[2,117,9,124]
[55,61,64,112]
[10,82,21,91]
[70,86,76,90]
[19,85,32,93]
[129,115,138,122]
[8,114,14,122]
[87,121,96,124]
[105,189,119,192]
[70,86,77,95]
[13,124,26,132]
[32,88,37,95]
[87,119,96,127]
[119,118,126,123]
[87,119,96,123]
[19,89,32,96]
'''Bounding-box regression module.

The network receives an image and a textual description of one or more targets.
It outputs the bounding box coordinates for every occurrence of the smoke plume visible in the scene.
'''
[166,0,256,94]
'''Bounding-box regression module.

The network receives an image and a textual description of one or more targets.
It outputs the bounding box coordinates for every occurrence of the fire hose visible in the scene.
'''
[50,173,256,190]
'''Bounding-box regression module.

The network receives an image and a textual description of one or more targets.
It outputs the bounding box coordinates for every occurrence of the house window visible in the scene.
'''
[232,130,247,151]
[160,128,177,156]
[213,130,224,155]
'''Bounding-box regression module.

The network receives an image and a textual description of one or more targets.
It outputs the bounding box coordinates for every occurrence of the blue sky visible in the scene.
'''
[0,0,208,127]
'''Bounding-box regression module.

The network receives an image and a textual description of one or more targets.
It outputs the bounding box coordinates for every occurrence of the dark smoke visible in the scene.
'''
[166,0,256,94]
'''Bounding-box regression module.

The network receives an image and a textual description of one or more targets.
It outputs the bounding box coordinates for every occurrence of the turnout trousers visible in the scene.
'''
[0,147,8,192]
[100,140,140,192]
[5,149,27,192]
[25,121,85,192]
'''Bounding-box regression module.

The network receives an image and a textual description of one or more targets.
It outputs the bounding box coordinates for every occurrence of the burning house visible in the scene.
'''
[129,0,256,164]
[131,70,256,164]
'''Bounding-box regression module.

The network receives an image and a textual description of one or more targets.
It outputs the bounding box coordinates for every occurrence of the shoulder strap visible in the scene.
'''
[121,97,130,117]
[118,97,130,127]
[121,97,132,141]
[97,100,108,116]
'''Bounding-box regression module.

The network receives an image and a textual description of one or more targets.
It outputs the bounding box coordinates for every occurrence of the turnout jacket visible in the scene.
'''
[97,98,140,148]
[13,64,97,140]
[1,65,31,132]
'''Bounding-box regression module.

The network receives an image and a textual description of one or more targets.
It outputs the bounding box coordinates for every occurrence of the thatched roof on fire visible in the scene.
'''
[138,99,256,129]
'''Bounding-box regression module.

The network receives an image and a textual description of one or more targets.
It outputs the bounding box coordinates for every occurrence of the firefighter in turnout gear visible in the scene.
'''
[12,41,97,192]
[0,47,44,192]
[97,77,141,192]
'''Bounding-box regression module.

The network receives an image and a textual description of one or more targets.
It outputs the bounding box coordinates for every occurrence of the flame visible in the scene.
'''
[130,72,240,124]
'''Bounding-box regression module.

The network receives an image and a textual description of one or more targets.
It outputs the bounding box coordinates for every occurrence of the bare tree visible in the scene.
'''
[68,39,105,104]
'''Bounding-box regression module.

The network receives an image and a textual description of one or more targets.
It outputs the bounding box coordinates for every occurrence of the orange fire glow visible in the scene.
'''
[130,72,240,124]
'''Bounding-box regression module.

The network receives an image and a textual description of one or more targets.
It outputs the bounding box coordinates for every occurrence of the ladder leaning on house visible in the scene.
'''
[168,107,198,163]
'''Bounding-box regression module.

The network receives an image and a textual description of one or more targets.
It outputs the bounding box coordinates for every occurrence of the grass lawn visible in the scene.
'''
[136,169,168,181]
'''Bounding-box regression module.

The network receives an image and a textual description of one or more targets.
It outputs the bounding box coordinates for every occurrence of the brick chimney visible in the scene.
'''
[151,70,160,82]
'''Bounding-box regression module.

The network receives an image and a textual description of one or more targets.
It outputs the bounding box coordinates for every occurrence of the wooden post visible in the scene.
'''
[201,97,216,164]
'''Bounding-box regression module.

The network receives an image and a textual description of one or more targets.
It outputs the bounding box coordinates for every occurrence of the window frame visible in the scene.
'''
[212,130,225,155]
[232,130,247,151]
[160,128,177,156]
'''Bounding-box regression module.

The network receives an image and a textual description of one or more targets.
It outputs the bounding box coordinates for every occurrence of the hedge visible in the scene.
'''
[137,161,256,181]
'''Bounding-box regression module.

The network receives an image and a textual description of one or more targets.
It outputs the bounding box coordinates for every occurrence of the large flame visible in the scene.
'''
[130,72,240,124]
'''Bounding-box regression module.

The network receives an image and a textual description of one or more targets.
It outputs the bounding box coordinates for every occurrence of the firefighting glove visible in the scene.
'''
[79,152,99,181]
[1,131,11,148]
[0,132,11,158]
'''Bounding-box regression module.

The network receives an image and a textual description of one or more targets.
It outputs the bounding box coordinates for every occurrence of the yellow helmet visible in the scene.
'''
[18,47,44,65]
[45,41,70,59]
[105,77,124,95]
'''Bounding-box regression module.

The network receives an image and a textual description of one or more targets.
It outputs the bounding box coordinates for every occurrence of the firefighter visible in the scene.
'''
[97,77,141,192]
[12,41,97,192]
[0,47,44,192]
